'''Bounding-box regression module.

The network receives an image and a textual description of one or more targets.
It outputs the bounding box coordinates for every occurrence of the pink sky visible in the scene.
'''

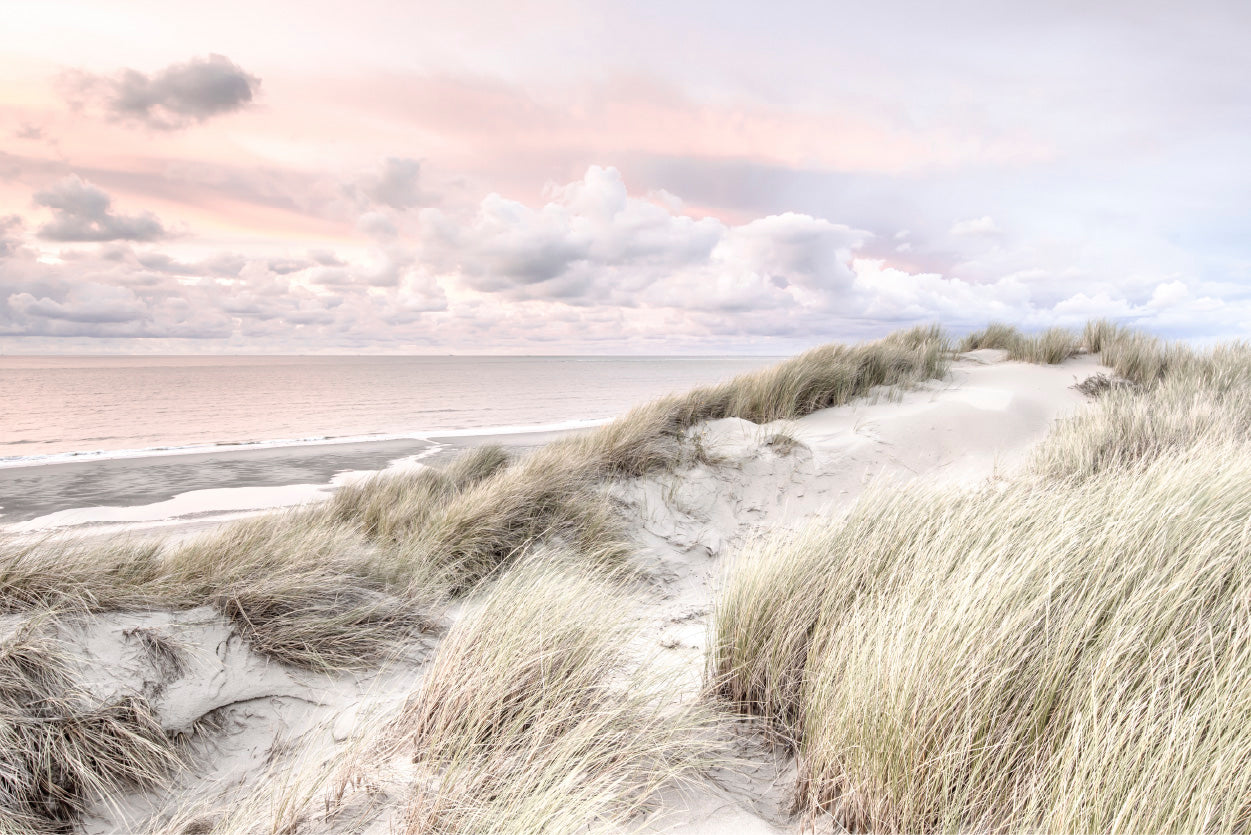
[2,0,1249,352]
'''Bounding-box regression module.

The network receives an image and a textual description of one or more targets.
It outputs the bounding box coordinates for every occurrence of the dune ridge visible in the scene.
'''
[2,322,1241,833]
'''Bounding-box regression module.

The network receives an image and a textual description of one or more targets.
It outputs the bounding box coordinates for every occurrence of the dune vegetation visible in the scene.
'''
[0,325,949,833]
[0,618,180,834]
[384,556,725,835]
[3,319,1245,833]
[711,324,1251,831]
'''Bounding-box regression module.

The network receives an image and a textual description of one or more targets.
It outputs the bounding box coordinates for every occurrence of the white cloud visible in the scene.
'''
[33,176,167,242]
[418,166,862,315]
[1148,280,1189,309]
[949,216,1000,237]
[9,283,147,324]
[1,166,1242,351]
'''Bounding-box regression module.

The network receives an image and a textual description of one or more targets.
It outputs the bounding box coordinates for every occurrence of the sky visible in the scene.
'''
[1,0,1249,354]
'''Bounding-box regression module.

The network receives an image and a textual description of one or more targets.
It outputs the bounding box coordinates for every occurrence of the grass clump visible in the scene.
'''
[386,554,725,834]
[1071,372,1136,398]
[1010,326,1080,364]
[324,444,511,541]
[0,539,167,614]
[1080,318,1129,354]
[170,516,437,671]
[1035,339,1251,480]
[682,324,949,427]
[711,446,1251,832]
[960,323,1079,364]
[0,621,180,833]
[958,321,1024,353]
[0,517,436,673]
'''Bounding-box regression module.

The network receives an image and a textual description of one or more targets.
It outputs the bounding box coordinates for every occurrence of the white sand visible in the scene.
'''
[10,352,1109,833]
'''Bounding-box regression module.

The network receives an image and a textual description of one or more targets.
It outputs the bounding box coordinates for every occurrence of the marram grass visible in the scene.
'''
[387,555,727,835]
[959,322,1079,364]
[713,445,1251,832]
[711,323,1251,834]
[0,619,180,834]
[0,324,952,832]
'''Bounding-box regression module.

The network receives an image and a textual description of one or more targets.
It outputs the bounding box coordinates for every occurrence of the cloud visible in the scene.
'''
[0,167,1239,352]
[419,166,863,313]
[14,123,44,141]
[363,157,426,209]
[33,175,168,242]
[950,216,1000,237]
[65,55,259,130]
[357,210,398,239]
[0,215,23,258]
[97,246,246,278]
[9,283,147,324]
[419,165,726,300]
[0,241,446,343]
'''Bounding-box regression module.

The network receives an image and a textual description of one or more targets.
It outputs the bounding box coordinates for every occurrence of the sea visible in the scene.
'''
[0,355,780,527]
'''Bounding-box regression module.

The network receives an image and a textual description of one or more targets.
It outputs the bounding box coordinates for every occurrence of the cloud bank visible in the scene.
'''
[64,54,259,130]
[2,166,1228,352]
[33,176,168,242]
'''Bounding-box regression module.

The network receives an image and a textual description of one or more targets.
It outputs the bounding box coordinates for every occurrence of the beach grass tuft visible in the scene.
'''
[0,620,180,834]
[959,323,1080,364]
[958,321,1024,353]
[712,445,1251,832]
[711,322,1251,832]
[387,553,726,834]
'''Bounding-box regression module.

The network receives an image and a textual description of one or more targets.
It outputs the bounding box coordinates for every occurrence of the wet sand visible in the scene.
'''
[0,427,589,527]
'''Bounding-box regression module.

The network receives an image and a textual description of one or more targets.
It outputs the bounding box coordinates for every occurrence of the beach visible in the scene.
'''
[0,426,595,535]
[0,354,778,535]
[5,326,1251,834]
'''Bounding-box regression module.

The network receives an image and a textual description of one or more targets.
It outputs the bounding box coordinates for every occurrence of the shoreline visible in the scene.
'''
[0,423,597,533]
[0,416,613,470]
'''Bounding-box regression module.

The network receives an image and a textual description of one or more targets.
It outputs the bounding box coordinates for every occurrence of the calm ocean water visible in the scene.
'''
[0,355,780,464]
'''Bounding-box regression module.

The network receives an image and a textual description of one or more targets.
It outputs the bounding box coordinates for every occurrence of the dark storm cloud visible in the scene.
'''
[66,55,260,131]
[33,175,167,242]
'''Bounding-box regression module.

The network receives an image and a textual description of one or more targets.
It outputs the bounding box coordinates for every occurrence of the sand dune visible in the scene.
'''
[1,344,1117,834]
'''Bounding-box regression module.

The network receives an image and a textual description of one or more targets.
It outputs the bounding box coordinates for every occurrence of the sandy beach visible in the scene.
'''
[5,323,1251,834]
[3,341,1114,833]
[0,425,598,536]
[5,4,1245,828]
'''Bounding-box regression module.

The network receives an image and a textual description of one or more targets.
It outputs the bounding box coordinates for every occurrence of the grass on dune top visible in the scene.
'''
[711,326,1251,832]
[0,323,953,633]
[713,445,1251,833]
[369,323,951,594]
